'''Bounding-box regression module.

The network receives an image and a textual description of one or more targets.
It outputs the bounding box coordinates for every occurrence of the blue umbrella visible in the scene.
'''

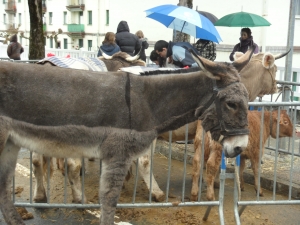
[145,4,222,43]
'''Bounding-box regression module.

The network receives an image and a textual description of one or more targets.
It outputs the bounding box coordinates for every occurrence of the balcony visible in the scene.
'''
[67,24,85,38]
[66,0,85,11]
[5,0,16,14]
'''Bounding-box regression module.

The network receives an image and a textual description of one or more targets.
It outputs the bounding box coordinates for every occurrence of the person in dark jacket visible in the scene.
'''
[97,32,120,57]
[154,40,199,68]
[229,27,259,61]
[7,34,24,60]
[135,30,149,62]
[115,21,141,56]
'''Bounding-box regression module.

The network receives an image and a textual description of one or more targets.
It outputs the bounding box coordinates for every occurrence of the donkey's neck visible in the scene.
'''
[129,72,214,133]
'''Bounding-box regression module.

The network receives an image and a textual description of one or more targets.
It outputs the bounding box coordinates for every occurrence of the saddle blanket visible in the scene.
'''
[37,56,108,72]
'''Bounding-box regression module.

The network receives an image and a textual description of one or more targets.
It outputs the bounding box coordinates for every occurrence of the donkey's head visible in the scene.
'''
[190,46,256,158]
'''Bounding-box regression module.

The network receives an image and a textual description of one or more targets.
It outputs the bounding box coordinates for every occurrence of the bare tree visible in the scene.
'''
[173,0,193,42]
[44,29,63,48]
[27,0,45,60]
[0,24,21,44]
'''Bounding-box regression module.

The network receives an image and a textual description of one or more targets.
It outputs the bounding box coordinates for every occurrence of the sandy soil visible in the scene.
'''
[9,149,300,225]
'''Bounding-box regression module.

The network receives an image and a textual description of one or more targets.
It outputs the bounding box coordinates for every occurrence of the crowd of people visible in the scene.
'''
[87,20,259,68]
[98,21,259,68]
[6,20,258,66]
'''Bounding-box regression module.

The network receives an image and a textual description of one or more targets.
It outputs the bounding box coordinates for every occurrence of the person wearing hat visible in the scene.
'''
[115,21,141,56]
[229,27,259,61]
[7,34,24,60]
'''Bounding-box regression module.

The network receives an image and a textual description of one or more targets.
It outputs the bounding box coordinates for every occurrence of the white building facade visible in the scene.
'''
[0,0,300,66]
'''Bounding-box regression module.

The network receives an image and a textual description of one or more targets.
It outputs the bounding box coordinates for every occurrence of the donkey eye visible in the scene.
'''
[226,102,237,110]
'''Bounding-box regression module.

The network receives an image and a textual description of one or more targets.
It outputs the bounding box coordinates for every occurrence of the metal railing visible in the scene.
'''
[233,102,300,225]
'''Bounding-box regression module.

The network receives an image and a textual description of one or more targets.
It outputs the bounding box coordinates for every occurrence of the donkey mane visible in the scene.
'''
[140,67,201,76]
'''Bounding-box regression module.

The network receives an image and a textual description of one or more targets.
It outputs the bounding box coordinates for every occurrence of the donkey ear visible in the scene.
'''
[189,49,221,80]
[232,45,256,72]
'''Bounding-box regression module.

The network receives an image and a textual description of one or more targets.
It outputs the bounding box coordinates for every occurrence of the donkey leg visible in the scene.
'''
[191,120,203,201]
[206,148,222,201]
[250,157,264,196]
[56,158,65,175]
[32,153,47,203]
[99,158,132,225]
[65,158,86,203]
[239,156,246,192]
[137,139,164,202]
[0,143,25,225]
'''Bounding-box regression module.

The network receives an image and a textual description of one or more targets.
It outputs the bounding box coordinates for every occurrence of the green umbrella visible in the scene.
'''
[214,11,271,27]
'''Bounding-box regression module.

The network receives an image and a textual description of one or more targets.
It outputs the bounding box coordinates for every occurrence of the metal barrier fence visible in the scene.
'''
[2,58,300,224]
[10,103,300,225]
[233,102,300,225]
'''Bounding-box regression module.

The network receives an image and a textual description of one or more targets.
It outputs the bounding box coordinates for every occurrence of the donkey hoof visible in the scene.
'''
[33,196,47,203]
[190,194,198,202]
[153,193,165,202]
[72,198,86,204]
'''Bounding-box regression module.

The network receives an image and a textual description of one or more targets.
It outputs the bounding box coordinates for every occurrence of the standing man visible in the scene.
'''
[115,21,141,56]
[7,34,24,60]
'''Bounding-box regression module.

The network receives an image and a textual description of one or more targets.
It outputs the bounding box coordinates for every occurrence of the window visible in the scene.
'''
[79,39,83,48]
[79,11,83,24]
[296,0,300,16]
[49,12,52,25]
[88,11,92,25]
[18,13,21,26]
[18,0,21,2]
[50,37,53,48]
[88,40,92,51]
[64,38,68,49]
[63,11,67,24]
[3,14,6,24]
[106,10,109,25]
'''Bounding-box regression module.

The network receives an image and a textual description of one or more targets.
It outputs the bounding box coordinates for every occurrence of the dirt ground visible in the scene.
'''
[2,149,300,225]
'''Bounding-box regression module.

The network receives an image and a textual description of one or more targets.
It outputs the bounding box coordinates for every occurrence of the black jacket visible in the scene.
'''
[115,21,141,56]
[138,38,149,62]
